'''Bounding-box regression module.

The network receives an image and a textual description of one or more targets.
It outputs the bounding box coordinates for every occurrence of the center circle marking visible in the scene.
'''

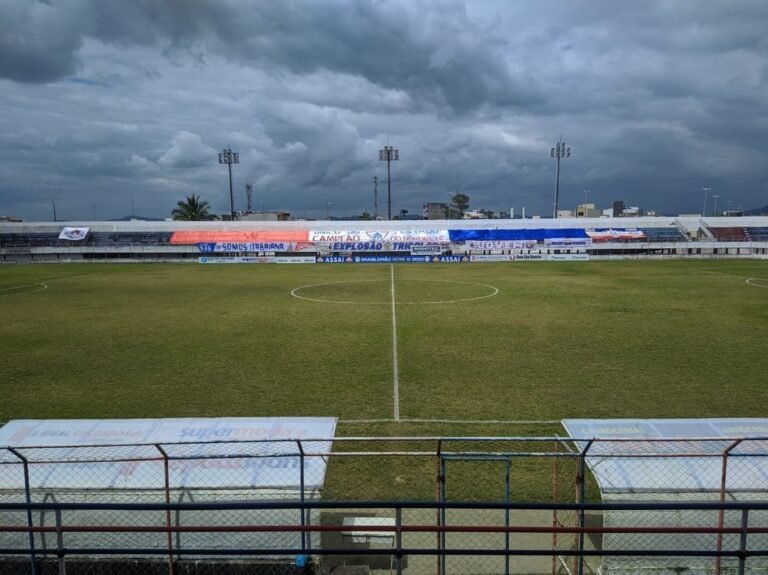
[291,279,499,305]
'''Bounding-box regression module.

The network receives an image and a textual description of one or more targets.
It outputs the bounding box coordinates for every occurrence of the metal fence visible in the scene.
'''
[0,436,766,575]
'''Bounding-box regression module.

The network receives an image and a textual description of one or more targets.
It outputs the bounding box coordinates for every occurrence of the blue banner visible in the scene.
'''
[448,228,589,242]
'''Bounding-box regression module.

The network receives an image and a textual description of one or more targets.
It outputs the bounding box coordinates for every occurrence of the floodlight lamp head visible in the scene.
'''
[550,148,555,158]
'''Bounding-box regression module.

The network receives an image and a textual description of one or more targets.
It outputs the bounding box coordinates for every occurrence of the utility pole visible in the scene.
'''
[378,144,399,220]
[550,140,571,218]
[372,176,379,220]
[218,146,239,220]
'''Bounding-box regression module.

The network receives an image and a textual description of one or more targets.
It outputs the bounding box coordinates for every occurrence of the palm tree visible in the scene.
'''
[172,195,211,221]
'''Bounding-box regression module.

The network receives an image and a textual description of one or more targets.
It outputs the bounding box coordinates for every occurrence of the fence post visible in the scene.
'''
[155,444,175,575]
[437,440,446,575]
[738,508,749,575]
[577,440,594,575]
[8,447,38,575]
[552,438,560,575]
[395,506,403,575]
[717,439,742,575]
[505,459,511,575]
[297,439,308,554]
[55,508,66,575]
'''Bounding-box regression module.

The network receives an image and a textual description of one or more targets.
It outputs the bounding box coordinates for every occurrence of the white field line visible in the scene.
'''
[746,277,768,288]
[340,418,561,424]
[0,283,48,296]
[390,265,400,422]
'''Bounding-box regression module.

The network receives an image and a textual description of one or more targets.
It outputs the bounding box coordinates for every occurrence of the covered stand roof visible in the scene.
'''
[561,418,768,494]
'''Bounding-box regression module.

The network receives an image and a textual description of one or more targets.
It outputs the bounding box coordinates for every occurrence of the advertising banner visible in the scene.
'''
[586,228,646,242]
[450,228,589,242]
[410,244,443,255]
[544,238,592,247]
[199,256,315,264]
[58,227,90,241]
[466,240,537,250]
[198,242,294,253]
[199,256,272,264]
[353,255,432,263]
[0,417,337,490]
[309,229,450,243]
[469,255,517,262]
[171,231,308,245]
[548,254,590,261]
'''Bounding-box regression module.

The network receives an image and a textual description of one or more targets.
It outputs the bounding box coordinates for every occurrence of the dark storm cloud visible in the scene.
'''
[0,0,536,114]
[0,0,767,221]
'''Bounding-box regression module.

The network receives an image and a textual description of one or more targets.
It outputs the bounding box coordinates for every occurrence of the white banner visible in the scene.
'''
[198,242,294,252]
[466,240,537,250]
[309,229,450,243]
[0,418,336,490]
[58,227,90,241]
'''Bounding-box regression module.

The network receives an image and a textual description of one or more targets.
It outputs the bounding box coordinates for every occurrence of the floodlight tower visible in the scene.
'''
[245,183,253,213]
[550,140,571,218]
[702,187,711,217]
[372,175,379,220]
[378,144,399,220]
[218,146,239,220]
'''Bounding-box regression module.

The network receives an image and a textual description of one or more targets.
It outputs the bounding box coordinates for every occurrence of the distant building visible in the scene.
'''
[423,202,461,220]
[239,211,291,222]
[576,203,602,218]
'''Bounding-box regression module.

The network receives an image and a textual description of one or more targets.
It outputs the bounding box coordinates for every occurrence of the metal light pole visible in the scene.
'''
[582,190,589,217]
[712,194,720,217]
[51,199,57,222]
[550,140,571,218]
[372,176,379,220]
[702,187,711,217]
[218,146,240,220]
[378,144,399,220]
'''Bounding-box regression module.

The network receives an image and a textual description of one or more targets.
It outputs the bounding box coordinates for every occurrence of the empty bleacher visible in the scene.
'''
[710,227,748,241]
[745,227,768,241]
[637,227,688,242]
[89,231,173,246]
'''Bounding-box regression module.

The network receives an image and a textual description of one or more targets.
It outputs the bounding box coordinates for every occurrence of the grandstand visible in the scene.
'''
[1,216,767,263]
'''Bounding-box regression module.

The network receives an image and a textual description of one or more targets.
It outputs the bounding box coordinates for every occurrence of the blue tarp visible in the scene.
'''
[448,228,589,242]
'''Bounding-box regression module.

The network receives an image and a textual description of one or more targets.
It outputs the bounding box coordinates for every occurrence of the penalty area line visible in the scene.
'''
[340,419,562,425]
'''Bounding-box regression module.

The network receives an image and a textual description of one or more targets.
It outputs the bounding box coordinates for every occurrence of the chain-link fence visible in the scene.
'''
[0,436,767,575]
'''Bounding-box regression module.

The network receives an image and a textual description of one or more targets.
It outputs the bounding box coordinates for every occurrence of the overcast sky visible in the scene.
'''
[1,0,767,221]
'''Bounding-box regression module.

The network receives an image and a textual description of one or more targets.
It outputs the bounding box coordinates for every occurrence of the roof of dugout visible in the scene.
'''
[561,419,768,494]
[0,417,337,491]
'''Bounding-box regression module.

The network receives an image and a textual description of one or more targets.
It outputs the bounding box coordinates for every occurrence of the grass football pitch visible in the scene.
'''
[2,259,767,440]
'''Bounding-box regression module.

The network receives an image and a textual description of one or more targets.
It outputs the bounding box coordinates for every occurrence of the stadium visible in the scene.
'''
[1,214,767,575]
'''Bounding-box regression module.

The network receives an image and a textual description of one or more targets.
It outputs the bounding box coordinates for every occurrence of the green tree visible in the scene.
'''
[172,195,211,221]
[450,193,470,216]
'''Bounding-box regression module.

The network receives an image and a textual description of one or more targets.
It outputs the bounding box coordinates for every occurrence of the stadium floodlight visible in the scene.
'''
[218,146,240,221]
[378,144,399,220]
[702,187,711,217]
[711,194,720,217]
[550,140,571,218]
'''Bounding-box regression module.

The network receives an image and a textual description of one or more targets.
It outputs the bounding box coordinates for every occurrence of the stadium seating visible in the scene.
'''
[88,232,173,246]
[710,227,748,241]
[637,227,688,242]
[745,227,768,241]
[0,232,60,247]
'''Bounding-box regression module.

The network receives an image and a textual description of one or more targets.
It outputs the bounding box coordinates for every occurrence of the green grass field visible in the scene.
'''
[2,259,767,440]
